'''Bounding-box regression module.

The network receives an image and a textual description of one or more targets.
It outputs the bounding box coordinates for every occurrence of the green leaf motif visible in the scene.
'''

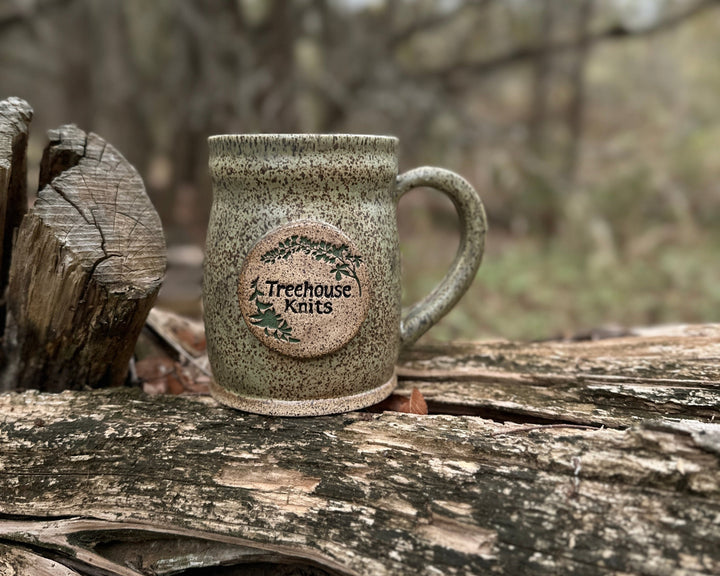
[248,278,299,344]
[249,277,265,302]
[260,235,364,296]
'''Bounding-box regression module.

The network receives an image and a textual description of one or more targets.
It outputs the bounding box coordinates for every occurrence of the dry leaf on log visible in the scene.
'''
[369,388,428,415]
[136,356,208,396]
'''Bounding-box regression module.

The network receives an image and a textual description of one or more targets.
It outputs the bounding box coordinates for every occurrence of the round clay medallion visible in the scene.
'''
[238,221,370,358]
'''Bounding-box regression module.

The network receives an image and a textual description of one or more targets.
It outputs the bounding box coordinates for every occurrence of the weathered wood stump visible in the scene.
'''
[0,97,33,331]
[1,123,166,392]
[0,324,718,575]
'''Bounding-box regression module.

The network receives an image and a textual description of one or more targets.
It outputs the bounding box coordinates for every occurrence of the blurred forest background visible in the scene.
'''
[1,0,719,341]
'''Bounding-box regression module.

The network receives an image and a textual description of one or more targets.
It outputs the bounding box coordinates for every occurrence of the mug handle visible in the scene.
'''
[396,166,487,348]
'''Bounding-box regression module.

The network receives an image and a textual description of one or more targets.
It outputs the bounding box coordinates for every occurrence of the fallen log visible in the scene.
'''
[395,323,720,427]
[1,124,166,392]
[0,324,718,575]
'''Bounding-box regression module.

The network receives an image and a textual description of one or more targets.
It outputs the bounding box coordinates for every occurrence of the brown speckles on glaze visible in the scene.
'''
[204,134,486,416]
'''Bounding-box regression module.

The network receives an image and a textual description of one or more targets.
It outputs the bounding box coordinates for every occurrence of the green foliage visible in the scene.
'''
[414,233,720,343]
[580,166,662,253]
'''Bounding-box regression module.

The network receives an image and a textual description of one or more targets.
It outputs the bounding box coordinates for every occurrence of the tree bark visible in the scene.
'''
[1,124,166,392]
[0,324,718,575]
[0,97,33,333]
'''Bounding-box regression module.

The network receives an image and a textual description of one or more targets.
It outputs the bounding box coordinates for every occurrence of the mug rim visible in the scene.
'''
[208,133,398,143]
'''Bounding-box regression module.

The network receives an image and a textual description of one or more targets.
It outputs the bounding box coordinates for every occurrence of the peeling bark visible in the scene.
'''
[0,543,81,576]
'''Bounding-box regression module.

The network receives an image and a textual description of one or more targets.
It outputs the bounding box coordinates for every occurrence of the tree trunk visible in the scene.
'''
[528,0,554,160]
[526,0,560,238]
[0,324,718,575]
[1,124,166,392]
[564,0,594,183]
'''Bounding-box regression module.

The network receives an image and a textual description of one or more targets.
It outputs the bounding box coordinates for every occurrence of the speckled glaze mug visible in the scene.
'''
[204,134,486,416]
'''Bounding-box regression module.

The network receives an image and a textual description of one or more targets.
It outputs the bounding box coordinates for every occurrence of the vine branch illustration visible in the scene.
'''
[261,235,363,296]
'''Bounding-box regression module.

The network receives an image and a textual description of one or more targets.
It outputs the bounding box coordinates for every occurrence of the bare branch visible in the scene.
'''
[0,0,75,32]
[415,0,720,80]
[388,0,492,49]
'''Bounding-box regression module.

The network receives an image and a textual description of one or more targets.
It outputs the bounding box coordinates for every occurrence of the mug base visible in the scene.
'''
[209,372,397,417]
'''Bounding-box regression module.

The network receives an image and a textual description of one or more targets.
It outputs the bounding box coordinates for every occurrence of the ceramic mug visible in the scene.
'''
[204,134,486,416]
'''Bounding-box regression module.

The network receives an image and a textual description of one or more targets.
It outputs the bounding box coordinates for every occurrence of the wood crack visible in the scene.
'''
[396,325,720,429]
[47,182,93,228]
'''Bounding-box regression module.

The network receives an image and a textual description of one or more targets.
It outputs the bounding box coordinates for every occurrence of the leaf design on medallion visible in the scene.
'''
[248,277,299,343]
[261,235,363,296]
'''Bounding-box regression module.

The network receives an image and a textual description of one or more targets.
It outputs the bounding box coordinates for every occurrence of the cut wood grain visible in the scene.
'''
[0,388,717,576]
[0,97,32,332]
[1,124,166,392]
